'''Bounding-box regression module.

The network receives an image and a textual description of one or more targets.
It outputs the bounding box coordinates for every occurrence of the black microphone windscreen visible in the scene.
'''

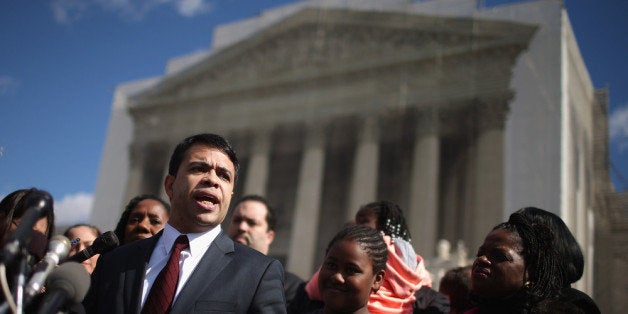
[27,231,49,262]
[22,190,53,214]
[92,231,120,252]
[45,262,90,303]
[65,231,119,264]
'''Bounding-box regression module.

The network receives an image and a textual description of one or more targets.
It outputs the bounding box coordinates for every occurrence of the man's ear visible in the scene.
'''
[164,174,175,199]
[371,269,385,293]
[267,230,275,245]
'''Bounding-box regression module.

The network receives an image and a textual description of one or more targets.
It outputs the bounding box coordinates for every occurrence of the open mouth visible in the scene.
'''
[194,191,219,208]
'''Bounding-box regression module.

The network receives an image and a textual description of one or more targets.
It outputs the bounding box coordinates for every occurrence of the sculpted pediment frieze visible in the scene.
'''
[131,8,536,107]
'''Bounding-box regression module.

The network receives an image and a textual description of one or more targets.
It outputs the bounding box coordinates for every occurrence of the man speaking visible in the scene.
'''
[84,134,286,313]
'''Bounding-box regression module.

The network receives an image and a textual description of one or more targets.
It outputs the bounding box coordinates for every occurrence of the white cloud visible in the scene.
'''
[610,104,628,152]
[54,192,93,226]
[51,0,213,24]
[95,0,167,21]
[51,0,88,25]
[176,0,213,17]
[0,75,19,95]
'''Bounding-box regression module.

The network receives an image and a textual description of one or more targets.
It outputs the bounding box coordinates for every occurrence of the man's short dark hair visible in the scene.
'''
[168,133,239,178]
[233,195,277,232]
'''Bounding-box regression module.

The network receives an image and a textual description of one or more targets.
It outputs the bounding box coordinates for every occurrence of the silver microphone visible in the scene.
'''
[24,235,71,300]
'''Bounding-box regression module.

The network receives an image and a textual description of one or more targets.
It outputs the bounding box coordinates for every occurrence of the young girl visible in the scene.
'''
[352,201,439,313]
[304,201,444,314]
[313,224,388,314]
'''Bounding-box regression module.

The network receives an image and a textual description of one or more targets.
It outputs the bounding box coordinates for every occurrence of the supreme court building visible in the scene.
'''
[91,1,627,311]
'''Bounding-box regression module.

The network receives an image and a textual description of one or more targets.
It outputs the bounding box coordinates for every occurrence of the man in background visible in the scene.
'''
[227,195,304,307]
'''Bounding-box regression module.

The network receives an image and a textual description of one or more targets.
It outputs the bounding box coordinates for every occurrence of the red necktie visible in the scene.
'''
[142,235,189,314]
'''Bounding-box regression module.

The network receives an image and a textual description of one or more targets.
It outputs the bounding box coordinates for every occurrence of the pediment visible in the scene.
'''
[130,7,536,107]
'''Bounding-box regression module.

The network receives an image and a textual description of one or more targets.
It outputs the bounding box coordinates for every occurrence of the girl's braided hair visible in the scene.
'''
[326,224,388,273]
[358,200,412,242]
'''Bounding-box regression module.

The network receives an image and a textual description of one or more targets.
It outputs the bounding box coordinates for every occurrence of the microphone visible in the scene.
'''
[1,190,53,265]
[35,262,90,314]
[26,231,49,264]
[65,231,119,264]
[24,235,71,302]
[0,232,51,314]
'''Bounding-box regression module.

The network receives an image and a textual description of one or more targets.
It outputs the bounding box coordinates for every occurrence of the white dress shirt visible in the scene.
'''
[140,223,221,307]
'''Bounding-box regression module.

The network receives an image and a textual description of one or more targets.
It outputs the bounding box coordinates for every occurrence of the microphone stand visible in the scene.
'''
[14,257,26,314]
[13,247,29,314]
[0,246,30,314]
[0,266,10,314]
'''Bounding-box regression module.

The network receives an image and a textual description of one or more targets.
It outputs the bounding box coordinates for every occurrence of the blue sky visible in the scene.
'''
[1,0,627,226]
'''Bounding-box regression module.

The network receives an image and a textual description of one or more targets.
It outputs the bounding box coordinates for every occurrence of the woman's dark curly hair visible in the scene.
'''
[113,194,170,244]
[515,207,583,285]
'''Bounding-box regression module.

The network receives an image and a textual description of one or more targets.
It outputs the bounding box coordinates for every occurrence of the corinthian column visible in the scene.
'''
[243,129,271,196]
[471,99,509,249]
[408,108,440,257]
[287,125,326,278]
[127,141,169,200]
[125,142,145,204]
[346,117,380,221]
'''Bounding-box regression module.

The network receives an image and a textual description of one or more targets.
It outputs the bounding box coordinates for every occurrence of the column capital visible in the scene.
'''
[129,140,169,167]
[473,94,512,131]
[359,116,380,142]
[251,128,272,152]
[304,122,327,149]
[415,107,440,136]
[128,141,144,167]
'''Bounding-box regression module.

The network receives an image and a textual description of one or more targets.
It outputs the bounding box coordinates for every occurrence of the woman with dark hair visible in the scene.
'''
[0,188,55,265]
[515,207,583,283]
[0,188,56,286]
[515,207,599,313]
[0,188,55,243]
[468,211,566,313]
[113,194,170,245]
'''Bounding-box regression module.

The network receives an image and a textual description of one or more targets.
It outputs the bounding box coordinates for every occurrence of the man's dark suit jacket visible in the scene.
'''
[83,230,286,313]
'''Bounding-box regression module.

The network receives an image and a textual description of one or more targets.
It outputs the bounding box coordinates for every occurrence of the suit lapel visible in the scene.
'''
[170,231,235,313]
[124,232,162,313]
